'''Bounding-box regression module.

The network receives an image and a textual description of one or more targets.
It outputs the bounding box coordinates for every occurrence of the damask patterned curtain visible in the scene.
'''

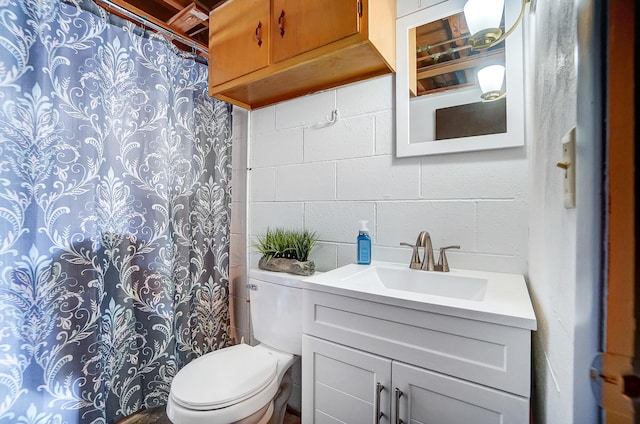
[0,1,232,422]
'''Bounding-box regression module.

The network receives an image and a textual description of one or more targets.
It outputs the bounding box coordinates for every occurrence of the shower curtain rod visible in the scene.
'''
[93,0,209,57]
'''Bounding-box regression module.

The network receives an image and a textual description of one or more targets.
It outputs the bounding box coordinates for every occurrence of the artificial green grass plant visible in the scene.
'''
[253,228,318,262]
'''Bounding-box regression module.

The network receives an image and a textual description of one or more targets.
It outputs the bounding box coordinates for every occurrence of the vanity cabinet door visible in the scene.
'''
[302,335,391,424]
[271,0,360,64]
[391,361,530,424]
[208,0,270,86]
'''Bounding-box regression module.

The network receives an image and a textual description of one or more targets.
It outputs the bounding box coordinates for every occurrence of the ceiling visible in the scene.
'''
[102,0,229,56]
[104,2,504,87]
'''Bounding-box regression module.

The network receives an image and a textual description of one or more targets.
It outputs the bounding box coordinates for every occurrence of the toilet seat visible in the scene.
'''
[170,344,278,410]
[167,269,304,424]
[167,344,294,424]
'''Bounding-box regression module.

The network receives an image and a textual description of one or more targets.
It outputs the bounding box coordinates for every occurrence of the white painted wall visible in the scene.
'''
[525,0,578,420]
[228,71,530,413]
[226,0,602,420]
[229,107,250,344]
[236,74,529,416]
[246,75,529,275]
[525,0,602,422]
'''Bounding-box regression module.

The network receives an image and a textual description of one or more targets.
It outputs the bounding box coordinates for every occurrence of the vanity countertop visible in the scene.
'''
[302,261,537,330]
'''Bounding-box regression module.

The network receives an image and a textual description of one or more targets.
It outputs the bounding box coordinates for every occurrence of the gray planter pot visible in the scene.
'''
[258,256,315,276]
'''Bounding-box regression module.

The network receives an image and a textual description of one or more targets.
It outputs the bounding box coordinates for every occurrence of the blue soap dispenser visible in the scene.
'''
[357,220,371,265]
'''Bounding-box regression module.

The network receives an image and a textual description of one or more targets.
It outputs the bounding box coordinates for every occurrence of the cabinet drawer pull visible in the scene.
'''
[394,388,403,424]
[278,10,285,37]
[255,21,262,47]
[375,382,384,424]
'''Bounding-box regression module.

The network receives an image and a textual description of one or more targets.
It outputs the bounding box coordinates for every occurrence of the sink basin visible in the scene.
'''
[344,265,488,301]
[302,261,537,330]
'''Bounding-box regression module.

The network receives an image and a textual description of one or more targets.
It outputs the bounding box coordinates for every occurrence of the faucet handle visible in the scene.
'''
[400,242,422,270]
[437,245,460,272]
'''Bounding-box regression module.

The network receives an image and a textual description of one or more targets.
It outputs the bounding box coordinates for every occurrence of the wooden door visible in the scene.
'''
[271,0,361,64]
[602,0,637,422]
[302,335,391,424]
[391,361,530,424]
[208,0,270,86]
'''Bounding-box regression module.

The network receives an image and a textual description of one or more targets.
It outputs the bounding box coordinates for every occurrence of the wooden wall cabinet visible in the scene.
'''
[208,0,396,109]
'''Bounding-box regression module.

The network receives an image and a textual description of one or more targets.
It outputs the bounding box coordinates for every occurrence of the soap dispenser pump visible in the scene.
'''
[357,220,371,265]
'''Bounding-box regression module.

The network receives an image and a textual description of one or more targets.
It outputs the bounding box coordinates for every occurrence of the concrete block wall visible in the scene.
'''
[228,74,529,414]
[229,106,250,345]
[247,75,529,274]
[224,2,599,422]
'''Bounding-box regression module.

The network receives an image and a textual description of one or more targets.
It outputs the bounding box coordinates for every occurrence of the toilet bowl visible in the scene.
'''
[166,344,295,424]
[166,269,303,424]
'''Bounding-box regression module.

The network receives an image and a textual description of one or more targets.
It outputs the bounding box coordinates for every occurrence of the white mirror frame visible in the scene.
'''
[396,0,525,157]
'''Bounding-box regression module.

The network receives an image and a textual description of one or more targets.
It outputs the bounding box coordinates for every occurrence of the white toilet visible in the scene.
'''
[166,269,303,424]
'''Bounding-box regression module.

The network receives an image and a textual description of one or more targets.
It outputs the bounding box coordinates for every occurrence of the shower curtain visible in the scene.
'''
[0,1,231,422]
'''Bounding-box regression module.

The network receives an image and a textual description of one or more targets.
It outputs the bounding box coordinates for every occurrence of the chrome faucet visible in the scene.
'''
[436,245,460,272]
[400,232,459,272]
[417,231,435,271]
[399,240,422,269]
[400,231,434,271]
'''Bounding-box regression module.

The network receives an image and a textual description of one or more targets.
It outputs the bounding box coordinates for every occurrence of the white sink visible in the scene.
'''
[345,265,488,301]
[302,261,537,330]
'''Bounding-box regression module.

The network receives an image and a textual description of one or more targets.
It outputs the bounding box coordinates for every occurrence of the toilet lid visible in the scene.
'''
[170,344,278,410]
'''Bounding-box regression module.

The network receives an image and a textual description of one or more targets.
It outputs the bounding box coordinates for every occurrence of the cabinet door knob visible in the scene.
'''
[394,388,404,424]
[375,382,384,424]
[278,10,285,37]
[255,21,262,47]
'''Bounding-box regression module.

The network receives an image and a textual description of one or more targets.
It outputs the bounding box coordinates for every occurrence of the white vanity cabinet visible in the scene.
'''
[302,335,391,423]
[301,288,533,423]
[392,361,528,423]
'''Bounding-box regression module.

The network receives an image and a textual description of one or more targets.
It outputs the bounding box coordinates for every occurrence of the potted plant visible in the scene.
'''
[253,228,318,276]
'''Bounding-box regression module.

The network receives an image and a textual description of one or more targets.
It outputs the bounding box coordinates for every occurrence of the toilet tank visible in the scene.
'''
[248,268,304,355]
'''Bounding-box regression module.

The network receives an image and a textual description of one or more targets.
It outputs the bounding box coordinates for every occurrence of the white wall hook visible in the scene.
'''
[326,109,339,125]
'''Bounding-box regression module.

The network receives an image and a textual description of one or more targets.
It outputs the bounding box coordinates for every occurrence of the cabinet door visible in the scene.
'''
[271,0,361,64]
[302,335,391,424]
[209,0,270,86]
[391,362,529,424]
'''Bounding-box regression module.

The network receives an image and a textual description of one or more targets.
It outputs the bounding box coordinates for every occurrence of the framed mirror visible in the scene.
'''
[396,0,525,157]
